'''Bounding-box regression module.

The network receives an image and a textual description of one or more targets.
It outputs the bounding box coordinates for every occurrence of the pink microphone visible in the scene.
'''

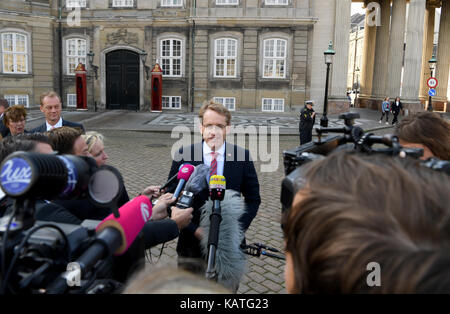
[96,195,153,255]
[173,164,195,199]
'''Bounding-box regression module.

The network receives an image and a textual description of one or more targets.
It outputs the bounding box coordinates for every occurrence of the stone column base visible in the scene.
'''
[356,96,383,111]
[402,100,425,114]
[327,97,350,114]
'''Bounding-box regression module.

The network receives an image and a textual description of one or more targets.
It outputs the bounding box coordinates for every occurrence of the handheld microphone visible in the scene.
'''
[209,175,226,201]
[173,164,195,199]
[96,195,153,255]
[160,163,190,192]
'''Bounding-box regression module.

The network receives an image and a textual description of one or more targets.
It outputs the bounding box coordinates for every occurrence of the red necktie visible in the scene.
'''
[210,152,217,177]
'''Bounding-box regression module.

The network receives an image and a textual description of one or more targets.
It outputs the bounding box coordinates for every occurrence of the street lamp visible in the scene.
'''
[140,50,150,80]
[320,41,335,127]
[427,52,437,112]
[87,50,98,80]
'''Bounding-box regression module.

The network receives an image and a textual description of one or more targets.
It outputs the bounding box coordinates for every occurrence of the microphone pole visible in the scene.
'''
[205,175,226,281]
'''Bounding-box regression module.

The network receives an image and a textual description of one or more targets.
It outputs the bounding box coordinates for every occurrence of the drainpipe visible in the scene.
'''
[58,0,63,101]
[189,0,196,112]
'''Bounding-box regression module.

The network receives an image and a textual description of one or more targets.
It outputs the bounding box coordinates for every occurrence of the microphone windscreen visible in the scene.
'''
[185,164,210,194]
[96,195,152,255]
[177,164,195,181]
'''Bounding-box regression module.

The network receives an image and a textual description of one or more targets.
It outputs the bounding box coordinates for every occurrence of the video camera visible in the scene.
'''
[0,152,127,294]
[281,112,450,213]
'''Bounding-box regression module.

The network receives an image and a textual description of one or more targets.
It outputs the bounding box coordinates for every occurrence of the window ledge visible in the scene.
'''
[0,73,32,78]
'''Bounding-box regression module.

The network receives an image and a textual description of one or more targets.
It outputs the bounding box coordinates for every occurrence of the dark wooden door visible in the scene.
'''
[106,50,139,110]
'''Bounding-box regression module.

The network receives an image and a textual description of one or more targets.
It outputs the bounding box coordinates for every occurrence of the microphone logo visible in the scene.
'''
[0,158,32,196]
[141,202,151,222]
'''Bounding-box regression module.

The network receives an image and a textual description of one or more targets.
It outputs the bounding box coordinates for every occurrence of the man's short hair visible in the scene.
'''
[0,138,37,162]
[282,151,450,293]
[198,99,232,126]
[14,132,51,146]
[40,91,61,106]
[0,98,9,109]
[47,126,83,154]
[395,112,450,160]
[3,105,27,125]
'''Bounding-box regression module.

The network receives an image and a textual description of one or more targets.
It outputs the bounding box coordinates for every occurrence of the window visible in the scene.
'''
[161,0,182,7]
[2,33,28,74]
[113,0,133,6]
[161,39,182,77]
[214,38,237,78]
[216,0,238,4]
[4,95,29,108]
[67,94,77,107]
[263,39,286,78]
[66,0,86,7]
[66,38,86,75]
[214,97,235,111]
[162,96,181,109]
[262,98,284,112]
[265,0,288,4]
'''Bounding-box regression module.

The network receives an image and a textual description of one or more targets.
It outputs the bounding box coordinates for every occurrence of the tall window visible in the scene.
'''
[162,96,181,109]
[263,39,286,78]
[265,0,288,4]
[113,0,134,6]
[214,97,235,111]
[216,0,238,4]
[214,38,237,78]
[161,0,182,7]
[66,38,86,75]
[67,94,77,107]
[66,0,87,7]
[262,98,284,112]
[161,39,182,77]
[4,95,29,108]
[2,33,28,74]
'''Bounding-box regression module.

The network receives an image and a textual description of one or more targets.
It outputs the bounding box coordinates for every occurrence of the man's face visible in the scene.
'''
[41,96,62,126]
[200,109,230,151]
[0,105,6,115]
[73,136,91,157]
[306,104,313,110]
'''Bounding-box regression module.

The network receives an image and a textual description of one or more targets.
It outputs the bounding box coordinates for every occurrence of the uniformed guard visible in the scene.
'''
[299,100,316,145]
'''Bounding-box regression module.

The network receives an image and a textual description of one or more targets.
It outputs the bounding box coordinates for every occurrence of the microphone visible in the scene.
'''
[172,164,195,199]
[209,174,226,201]
[96,195,153,255]
[160,163,190,192]
[184,164,210,194]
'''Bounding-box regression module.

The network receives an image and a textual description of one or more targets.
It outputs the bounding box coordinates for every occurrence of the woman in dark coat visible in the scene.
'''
[391,96,403,125]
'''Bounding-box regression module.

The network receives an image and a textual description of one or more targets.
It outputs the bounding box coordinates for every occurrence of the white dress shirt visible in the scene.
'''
[203,141,225,176]
[46,117,63,131]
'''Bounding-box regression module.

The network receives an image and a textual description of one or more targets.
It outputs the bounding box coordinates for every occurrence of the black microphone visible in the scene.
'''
[184,164,210,194]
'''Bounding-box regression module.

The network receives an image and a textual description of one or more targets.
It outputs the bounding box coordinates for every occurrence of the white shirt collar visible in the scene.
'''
[46,117,63,131]
[203,141,225,157]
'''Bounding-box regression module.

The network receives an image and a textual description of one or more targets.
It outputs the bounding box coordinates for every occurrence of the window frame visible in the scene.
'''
[112,0,134,7]
[214,38,237,78]
[4,94,29,108]
[162,96,182,109]
[215,0,238,5]
[161,0,183,7]
[67,94,77,107]
[1,32,28,74]
[160,38,183,77]
[66,0,87,8]
[65,37,87,76]
[262,38,287,79]
[262,98,284,112]
[213,97,236,111]
[264,0,288,5]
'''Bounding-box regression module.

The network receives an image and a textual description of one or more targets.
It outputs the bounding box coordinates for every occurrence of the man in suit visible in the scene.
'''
[167,100,261,261]
[0,98,10,137]
[30,91,85,133]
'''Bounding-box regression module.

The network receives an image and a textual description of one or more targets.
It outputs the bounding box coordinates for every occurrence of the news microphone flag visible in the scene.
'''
[96,195,153,255]
[209,175,226,201]
[173,164,195,199]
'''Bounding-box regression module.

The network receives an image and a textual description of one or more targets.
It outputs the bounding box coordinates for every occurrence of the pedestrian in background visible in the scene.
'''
[391,96,403,125]
[299,100,316,145]
[379,97,390,125]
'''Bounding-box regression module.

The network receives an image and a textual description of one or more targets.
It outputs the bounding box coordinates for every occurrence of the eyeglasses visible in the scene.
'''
[202,124,227,131]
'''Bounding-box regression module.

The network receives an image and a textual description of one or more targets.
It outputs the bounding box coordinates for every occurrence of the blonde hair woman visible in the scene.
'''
[82,131,109,166]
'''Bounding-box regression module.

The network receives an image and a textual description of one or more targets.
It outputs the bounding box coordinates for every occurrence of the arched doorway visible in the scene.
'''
[106,49,139,110]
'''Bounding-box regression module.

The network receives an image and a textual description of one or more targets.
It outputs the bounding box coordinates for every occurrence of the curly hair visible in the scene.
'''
[3,105,27,126]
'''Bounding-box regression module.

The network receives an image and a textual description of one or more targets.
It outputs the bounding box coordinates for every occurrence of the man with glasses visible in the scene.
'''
[30,91,85,133]
[166,100,261,269]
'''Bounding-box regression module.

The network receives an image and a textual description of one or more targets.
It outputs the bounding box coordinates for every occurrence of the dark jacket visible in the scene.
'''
[0,115,9,138]
[167,141,261,257]
[391,101,403,115]
[299,106,315,132]
[30,119,85,133]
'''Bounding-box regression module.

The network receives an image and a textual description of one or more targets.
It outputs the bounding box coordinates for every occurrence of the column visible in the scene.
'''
[419,5,435,101]
[328,0,351,114]
[402,0,427,112]
[359,1,377,108]
[371,0,390,102]
[435,0,450,111]
[386,0,407,98]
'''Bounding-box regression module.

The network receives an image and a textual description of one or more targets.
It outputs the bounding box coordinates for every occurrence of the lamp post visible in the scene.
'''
[320,41,335,128]
[427,52,437,112]
[87,51,98,80]
[140,50,150,80]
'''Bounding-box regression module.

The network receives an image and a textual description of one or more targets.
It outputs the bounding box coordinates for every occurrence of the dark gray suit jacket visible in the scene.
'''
[30,119,85,133]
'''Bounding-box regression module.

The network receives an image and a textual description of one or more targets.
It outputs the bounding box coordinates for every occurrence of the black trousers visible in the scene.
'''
[392,113,399,125]
[380,111,390,122]
[300,128,313,145]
